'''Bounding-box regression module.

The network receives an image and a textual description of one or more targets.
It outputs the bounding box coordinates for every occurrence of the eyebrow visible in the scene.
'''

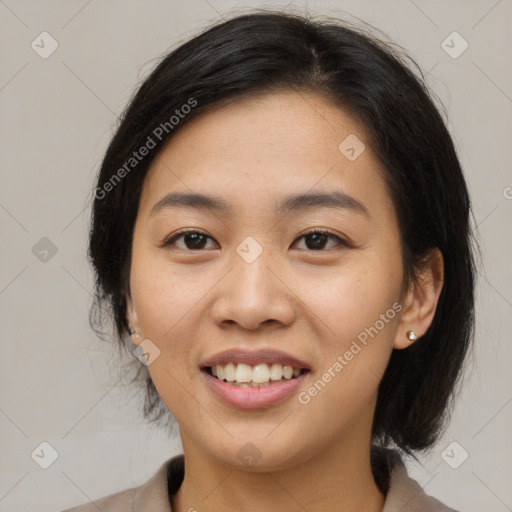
[149,190,369,218]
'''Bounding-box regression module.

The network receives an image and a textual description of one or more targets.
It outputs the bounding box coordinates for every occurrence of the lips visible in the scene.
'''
[199,349,312,409]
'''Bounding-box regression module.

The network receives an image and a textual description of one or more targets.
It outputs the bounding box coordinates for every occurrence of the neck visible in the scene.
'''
[171,432,385,512]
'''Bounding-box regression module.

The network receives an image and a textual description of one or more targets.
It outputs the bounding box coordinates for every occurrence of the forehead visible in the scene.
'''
[139,90,390,218]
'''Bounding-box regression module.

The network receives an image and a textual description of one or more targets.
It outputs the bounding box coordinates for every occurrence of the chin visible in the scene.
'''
[200,433,316,473]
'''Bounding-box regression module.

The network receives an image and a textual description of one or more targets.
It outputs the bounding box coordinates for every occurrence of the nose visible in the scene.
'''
[209,247,296,331]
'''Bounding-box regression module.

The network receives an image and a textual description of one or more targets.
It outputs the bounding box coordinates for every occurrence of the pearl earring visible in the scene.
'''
[406,330,417,341]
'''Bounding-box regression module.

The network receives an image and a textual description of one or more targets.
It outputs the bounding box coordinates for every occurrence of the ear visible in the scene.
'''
[126,294,141,346]
[394,248,444,349]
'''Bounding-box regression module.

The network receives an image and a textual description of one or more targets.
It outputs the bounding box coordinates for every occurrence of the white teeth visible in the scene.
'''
[234,363,252,383]
[269,363,283,381]
[223,362,236,382]
[252,363,270,383]
[209,362,305,384]
[282,365,293,379]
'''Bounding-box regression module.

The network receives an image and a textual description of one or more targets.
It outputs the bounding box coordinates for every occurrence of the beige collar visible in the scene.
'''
[128,452,457,512]
[64,451,457,511]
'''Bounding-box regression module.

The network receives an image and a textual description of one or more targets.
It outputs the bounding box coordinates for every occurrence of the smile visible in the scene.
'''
[200,349,312,409]
[206,362,308,387]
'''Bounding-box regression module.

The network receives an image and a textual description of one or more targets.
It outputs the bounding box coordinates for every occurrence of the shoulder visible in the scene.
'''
[61,487,135,512]
[60,455,184,512]
[383,449,460,512]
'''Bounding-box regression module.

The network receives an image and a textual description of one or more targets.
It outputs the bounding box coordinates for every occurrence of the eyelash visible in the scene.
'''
[160,228,348,251]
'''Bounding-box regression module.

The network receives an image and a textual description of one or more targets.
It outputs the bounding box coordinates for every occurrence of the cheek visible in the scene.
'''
[304,256,403,350]
[297,266,402,424]
[128,244,227,394]
[128,253,203,421]
[130,249,201,336]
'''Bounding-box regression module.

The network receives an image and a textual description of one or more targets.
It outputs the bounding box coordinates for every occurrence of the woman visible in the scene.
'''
[64,10,475,512]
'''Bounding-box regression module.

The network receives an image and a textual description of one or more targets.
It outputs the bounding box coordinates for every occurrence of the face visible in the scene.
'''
[127,90,410,471]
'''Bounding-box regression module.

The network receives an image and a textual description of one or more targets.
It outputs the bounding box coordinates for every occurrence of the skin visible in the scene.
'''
[126,90,444,512]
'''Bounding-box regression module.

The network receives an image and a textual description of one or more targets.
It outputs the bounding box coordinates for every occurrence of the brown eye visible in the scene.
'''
[162,230,217,250]
[292,229,346,251]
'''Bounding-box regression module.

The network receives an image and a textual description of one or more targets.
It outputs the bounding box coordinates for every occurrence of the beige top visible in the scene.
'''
[62,452,458,512]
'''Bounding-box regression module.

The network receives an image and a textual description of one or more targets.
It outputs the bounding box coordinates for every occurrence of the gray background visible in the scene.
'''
[1,0,511,510]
